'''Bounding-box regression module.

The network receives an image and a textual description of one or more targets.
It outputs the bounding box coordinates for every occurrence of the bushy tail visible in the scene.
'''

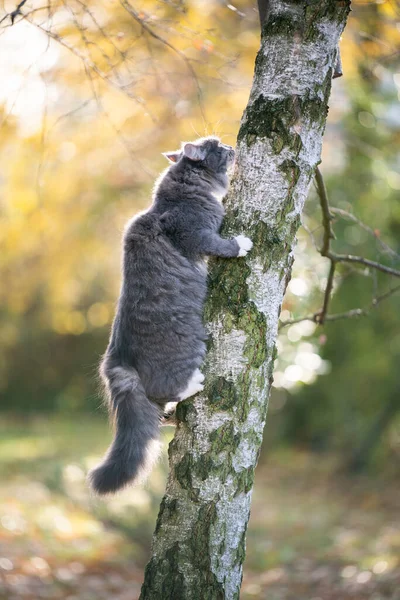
[88,363,161,495]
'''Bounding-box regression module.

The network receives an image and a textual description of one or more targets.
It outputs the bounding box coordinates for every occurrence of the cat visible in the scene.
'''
[88,136,253,495]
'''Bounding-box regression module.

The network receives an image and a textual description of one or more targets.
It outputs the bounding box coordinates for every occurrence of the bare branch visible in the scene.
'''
[332,252,400,278]
[23,17,155,120]
[281,168,400,329]
[315,260,336,325]
[315,166,335,257]
[315,167,400,278]
[0,5,51,29]
[49,99,92,130]
[81,58,155,178]
[74,0,127,61]
[279,284,400,329]
[279,308,363,328]
[0,0,28,25]
[120,0,206,120]
[330,206,400,261]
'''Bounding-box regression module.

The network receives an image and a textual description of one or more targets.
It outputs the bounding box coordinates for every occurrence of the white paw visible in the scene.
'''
[235,235,253,257]
[178,369,205,401]
[193,368,205,384]
[178,382,204,401]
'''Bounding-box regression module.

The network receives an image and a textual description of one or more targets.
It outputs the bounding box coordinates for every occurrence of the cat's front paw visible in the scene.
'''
[235,235,253,257]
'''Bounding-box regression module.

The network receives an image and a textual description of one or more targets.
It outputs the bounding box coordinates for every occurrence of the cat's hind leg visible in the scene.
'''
[178,368,204,401]
[160,402,178,426]
[161,370,204,425]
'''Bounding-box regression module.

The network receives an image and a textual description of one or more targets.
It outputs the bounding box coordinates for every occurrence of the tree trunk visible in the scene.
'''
[140,2,350,598]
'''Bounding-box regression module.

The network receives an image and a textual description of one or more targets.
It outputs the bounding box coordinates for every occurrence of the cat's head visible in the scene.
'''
[163,136,235,175]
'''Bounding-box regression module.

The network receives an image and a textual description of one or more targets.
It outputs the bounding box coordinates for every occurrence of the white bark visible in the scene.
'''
[141,2,351,599]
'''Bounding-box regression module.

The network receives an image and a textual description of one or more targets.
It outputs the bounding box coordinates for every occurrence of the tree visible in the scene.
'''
[140,2,351,598]
[2,0,398,593]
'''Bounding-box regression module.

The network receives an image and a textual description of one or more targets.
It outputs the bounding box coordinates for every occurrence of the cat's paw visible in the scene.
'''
[235,235,253,257]
[178,369,205,401]
[160,403,178,426]
[178,382,204,401]
[192,368,205,384]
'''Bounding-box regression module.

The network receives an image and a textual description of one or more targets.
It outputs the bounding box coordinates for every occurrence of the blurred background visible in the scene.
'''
[0,1,399,599]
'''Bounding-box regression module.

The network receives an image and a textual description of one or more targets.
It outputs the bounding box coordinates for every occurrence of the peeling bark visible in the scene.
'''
[140,2,351,599]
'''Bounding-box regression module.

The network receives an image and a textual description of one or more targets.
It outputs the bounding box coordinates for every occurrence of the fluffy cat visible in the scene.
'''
[89,136,253,495]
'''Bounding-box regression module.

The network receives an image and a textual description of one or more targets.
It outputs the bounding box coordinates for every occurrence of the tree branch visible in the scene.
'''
[120,0,206,120]
[22,17,155,119]
[0,0,28,25]
[281,167,400,328]
[315,166,335,257]
[315,167,400,277]
[280,284,400,329]
[331,253,400,278]
[316,260,336,325]
[330,207,400,261]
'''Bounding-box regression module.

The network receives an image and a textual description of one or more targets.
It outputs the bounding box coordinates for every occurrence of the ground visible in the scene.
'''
[0,416,398,600]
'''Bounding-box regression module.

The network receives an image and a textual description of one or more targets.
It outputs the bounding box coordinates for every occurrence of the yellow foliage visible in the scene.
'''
[0,0,397,344]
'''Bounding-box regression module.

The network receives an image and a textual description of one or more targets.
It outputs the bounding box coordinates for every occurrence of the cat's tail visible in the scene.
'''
[88,362,161,495]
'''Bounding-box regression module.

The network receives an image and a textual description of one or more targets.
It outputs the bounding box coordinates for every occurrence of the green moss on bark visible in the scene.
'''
[238,309,267,369]
[206,377,238,411]
[205,260,250,321]
[235,467,255,495]
[238,94,330,150]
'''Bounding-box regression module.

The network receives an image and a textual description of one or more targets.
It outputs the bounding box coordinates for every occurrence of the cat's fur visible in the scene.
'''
[88,136,252,495]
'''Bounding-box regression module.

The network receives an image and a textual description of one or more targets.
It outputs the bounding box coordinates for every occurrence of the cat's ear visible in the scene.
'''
[163,151,181,164]
[183,143,206,162]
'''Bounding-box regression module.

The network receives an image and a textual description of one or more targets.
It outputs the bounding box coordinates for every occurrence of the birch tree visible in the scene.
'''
[140,2,351,598]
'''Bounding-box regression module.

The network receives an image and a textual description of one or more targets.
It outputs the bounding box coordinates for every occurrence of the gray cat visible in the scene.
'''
[89,136,252,495]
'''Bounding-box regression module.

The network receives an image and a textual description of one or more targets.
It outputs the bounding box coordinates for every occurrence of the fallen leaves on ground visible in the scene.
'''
[0,417,398,599]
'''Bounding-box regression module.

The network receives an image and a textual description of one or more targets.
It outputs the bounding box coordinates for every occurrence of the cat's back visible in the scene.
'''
[108,209,206,375]
[123,211,203,284]
[120,210,206,324]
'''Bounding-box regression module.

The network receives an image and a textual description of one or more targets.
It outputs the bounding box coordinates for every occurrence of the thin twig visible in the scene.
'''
[313,166,337,321]
[315,166,335,257]
[330,206,400,261]
[0,5,51,29]
[283,167,400,329]
[332,253,400,278]
[315,261,336,324]
[23,17,156,120]
[279,284,400,329]
[0,0,28,25]
[82,58,155,178]
[315,171,400,277]
[74,0,127,61]
[120,0,206,121]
